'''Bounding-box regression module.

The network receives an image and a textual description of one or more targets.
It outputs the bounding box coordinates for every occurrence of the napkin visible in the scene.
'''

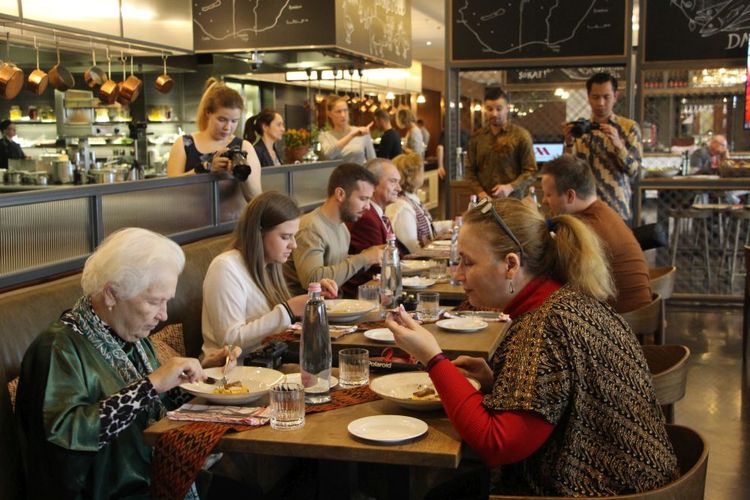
[167,403,271,426]
[287,322,358,339]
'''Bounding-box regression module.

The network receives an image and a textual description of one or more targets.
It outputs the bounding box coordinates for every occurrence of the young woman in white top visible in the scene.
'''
[397,108,425,159]
[318,95,376,164]
[201,192,337,359]
[386,152,452,253]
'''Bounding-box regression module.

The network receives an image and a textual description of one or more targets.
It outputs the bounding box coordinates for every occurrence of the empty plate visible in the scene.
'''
[364,328,395,343]
[443,311,510,322]
[402,277,436,289]
[347,415,428,443]
[436,318,488,332]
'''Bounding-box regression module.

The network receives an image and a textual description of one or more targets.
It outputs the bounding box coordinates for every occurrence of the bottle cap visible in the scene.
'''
[308,282,322,293]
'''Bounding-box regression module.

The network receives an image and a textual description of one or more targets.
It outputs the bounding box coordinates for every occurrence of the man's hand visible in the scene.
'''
[561,121,575,146]
[490,184,514,198]
[598,123,625,150]
[361,244,385,265]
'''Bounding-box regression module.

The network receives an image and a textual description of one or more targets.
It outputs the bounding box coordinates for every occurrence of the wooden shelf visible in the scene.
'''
[644,85,744,96]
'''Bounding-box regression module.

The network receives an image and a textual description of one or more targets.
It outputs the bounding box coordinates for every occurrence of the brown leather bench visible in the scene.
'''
[0,233,232,498]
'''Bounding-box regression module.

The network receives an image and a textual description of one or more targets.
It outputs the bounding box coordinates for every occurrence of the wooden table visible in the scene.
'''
[403,281,466,302]
[144,380,467,498]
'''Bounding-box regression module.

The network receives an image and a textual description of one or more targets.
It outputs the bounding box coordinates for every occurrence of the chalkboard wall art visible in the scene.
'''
[643,0,749,63]
[193,0,335,52]
[335,0,411,67]
[451,0,628,62]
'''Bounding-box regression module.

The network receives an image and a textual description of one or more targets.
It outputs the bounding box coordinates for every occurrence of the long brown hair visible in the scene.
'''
[231,192,302,305]
[462,198,614,301]
[196,77,244,130]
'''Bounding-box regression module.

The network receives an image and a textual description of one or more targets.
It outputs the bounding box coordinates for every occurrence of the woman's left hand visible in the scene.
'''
[320,279,339,299]
[385,305,442,365]
[202,345,242,369]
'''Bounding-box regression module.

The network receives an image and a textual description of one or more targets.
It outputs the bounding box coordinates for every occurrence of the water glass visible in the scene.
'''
[338,348,370,387]
[358,283,382,319]
[416,292,441,322]
[429,259,447,279]
[269,383,305,430]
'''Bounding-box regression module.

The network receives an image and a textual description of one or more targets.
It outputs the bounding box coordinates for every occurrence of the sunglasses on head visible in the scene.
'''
[473,197,525,263]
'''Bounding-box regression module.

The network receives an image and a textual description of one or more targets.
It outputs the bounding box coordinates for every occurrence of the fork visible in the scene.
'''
[219,344,233,387]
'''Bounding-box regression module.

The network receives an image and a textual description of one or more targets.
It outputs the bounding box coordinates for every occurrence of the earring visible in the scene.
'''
[507,279,514,295]
[107,305,113,311]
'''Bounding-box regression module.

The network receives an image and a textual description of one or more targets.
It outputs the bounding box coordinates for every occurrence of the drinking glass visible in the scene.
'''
[416,292,441,322]
[358,283,382,319]
[429,260,447,279]
[338,348,370,387]
[269,383,305,430]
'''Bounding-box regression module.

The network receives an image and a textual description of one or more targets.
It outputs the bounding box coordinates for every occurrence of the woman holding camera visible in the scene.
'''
[386,198,678,496]
[167,78,262,200]
[201,192,338,360]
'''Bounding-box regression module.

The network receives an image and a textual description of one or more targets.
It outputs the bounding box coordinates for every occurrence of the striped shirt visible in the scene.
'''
[566,114,642,221]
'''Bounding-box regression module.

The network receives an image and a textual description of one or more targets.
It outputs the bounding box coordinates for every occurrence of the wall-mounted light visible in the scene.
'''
[458,102,463,109]
[416,94,426,104]
[473,103,482,112]
[426,41,432,46]
[386,91,395,100]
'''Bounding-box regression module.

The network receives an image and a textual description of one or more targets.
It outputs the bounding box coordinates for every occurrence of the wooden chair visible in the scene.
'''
[622,293,664,345]
[649,267,676,301]
[642,344,690,423]
[488,424,708,500]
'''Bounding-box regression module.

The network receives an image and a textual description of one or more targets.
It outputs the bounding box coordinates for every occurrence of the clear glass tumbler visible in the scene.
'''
[338,348,370,387]
[269,383,305,430]
[416,292,441,322]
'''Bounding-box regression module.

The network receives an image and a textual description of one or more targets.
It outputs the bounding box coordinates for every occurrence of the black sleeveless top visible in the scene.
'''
[182,134,243,173]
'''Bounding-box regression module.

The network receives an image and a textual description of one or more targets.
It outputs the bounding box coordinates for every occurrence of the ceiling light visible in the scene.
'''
[416,94,426,104]
[386,91,395,100]
[426,41,432,46]
[473,103,482,112]
[459,102,463,109]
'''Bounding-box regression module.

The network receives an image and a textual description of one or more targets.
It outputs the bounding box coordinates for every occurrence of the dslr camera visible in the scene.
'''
[568,118,600,138]
[220,146,252,181]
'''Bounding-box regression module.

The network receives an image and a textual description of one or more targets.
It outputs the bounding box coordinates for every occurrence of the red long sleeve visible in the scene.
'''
[429,357,554,467]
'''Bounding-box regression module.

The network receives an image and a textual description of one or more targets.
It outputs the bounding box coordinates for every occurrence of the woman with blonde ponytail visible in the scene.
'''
[386,197,678,497]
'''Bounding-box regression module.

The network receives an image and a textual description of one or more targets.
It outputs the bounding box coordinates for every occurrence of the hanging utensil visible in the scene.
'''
[115,52,128,105]
[98,48,119,105]
[154,53,174,93]
[48,39,75,92]
[84,46,106,89]
[118,54,142,104]
[26,37,47,96]
[0,33,25,100]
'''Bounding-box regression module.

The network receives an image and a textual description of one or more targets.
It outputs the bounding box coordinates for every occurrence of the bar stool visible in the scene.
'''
[621,293,664,345]
[642,344,690,423]
[727,210,750,290]
[667,208,712,287]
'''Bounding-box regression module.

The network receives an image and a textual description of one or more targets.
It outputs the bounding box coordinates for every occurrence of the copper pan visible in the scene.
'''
[98,51,119,104]
[48,42,75,92]
[26,40,48,96]
[0,35,24,100]
[84,48,106,89]
[118,55,142,104]
[155,54,174,94]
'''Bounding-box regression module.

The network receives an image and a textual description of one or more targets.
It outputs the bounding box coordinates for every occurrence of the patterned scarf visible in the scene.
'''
[403,193,434,242]
[61,296,164,420]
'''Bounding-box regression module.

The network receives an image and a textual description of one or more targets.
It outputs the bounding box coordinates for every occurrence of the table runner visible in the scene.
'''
[151,385,380,500]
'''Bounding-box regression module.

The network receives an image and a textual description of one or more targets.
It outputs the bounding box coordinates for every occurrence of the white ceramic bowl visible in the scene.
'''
[325,299,376,323]
[370,371,480,411]
[180,366,285,404]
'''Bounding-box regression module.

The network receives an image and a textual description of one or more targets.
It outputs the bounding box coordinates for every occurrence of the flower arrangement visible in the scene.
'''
[283,128,314,149]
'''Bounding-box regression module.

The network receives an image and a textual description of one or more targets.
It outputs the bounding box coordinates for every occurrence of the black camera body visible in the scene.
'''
[243,341,288,369]
[221,146,252,181]
[569,118,600,138]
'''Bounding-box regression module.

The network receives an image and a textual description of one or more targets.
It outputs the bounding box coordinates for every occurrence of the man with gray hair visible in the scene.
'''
[343,157,405,296]
[541,154,652,314]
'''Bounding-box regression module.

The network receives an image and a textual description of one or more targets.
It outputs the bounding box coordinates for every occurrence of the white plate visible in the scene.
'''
[285,372,339,388]
[402,277,436,289]
[180,366,285,404]
[364,327,395,343]
[325,299,377,323]
[436,318,488,332]
[429,240,451,247]
[401,260,432,275]
[370,371,481,411]
[443,311,510,322]
[347,415,428,443]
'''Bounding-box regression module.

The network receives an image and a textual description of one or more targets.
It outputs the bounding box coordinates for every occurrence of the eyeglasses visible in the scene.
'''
[473,197,525,263]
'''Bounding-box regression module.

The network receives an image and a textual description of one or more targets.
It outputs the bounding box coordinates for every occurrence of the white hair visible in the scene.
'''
[81,228,185,299]
[365,157,393,180]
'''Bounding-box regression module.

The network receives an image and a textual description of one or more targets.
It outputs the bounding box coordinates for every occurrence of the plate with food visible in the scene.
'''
[370,371,481,411]
[443,311,510,322]
[402,277,436,289]
[364,327,395,343]
[436,318,488,332]
[325,299,377,323]
[401,260,432,275]
[180,366,285,404]
[347,415,428,443]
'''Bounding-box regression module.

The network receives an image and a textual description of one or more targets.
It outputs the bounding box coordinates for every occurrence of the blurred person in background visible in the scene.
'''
[319,95,376,164]
[245,108,285,167]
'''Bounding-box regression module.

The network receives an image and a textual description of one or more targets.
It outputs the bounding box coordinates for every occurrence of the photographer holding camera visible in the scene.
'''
[563,72,642,223]
[167,78,262,201]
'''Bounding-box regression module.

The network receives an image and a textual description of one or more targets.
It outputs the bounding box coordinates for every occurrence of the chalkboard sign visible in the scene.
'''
[193,0,335,52]
[451,0,628,62]
[335,0,411,67]
[506,66,625,84]
[643,0,748,63]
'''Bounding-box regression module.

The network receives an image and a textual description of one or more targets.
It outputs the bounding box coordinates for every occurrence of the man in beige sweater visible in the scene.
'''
[540,154,652,314]
[284,163,384,296]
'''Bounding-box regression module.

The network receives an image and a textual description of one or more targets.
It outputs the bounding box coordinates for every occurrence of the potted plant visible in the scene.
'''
[283,128,314,162]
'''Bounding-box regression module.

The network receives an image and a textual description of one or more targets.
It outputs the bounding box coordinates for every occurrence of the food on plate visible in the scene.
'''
[213,380,250,394]
[411,385,439,401]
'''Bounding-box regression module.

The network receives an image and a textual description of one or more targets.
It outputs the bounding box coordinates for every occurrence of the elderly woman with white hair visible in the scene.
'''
[16,228,236,499]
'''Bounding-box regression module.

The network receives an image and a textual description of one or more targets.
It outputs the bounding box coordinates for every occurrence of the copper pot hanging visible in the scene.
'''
[26,39,48,96]
[117,55,142,104]
[48,42,75,92]
[154,54,174,94]
[84,48,106,89]
[98,51,119,105]
[0,34,25,100]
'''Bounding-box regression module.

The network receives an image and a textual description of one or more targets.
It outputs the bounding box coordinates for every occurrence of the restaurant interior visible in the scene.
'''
[0,1,748,499]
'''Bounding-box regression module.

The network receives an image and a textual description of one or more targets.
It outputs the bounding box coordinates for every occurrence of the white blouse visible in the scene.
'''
[386,192,452,253]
